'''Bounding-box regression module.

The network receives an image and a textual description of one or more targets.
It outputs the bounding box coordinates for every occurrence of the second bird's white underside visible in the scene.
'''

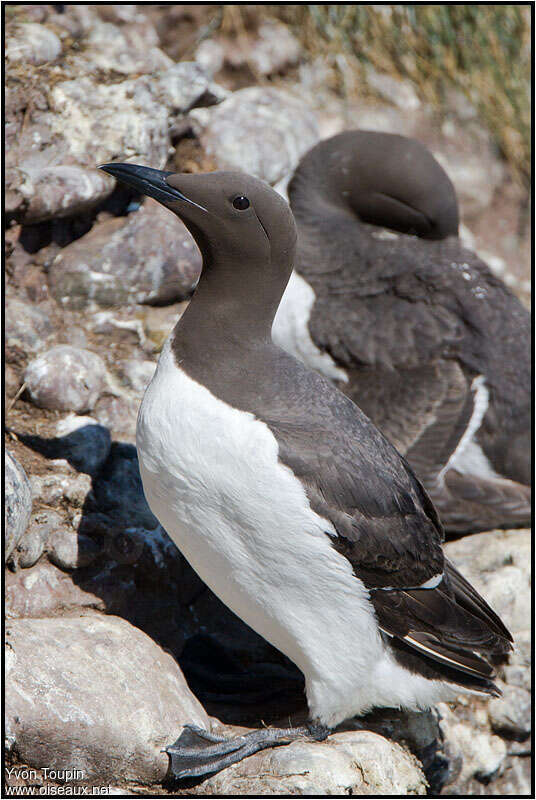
[137,339,460,727]
[272,272,348,383]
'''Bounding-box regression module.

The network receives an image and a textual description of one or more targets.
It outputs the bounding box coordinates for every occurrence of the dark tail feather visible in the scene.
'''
[372,564,513,694]
[444,559,513,645]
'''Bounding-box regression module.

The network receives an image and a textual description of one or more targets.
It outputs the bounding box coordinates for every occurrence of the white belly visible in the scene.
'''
[136,340,457,725]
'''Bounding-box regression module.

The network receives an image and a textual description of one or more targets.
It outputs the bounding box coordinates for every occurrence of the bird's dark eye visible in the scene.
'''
[233,195,250,210]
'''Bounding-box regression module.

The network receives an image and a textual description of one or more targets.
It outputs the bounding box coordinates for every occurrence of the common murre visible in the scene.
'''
[99,162,513,781]
[273,130,531,534]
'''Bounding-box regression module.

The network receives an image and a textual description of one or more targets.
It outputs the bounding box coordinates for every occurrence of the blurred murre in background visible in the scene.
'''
[272,130,531,535]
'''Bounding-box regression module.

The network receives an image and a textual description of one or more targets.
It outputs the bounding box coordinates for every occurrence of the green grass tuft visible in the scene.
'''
[268,5,531,186]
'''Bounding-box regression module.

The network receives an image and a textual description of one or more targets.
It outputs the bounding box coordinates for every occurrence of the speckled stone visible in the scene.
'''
[48,199,201,309]
[6,298,54,355]
[46,528,101,571]
[24,346,108,412]
[6,22,62,66]
[5,452,33,562]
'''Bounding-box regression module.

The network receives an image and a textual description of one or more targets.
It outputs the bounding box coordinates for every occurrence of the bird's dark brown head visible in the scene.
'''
[99,164,297,276]
[289,130,459,240]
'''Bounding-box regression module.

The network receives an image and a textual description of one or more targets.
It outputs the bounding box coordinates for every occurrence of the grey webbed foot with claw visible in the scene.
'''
[166,722,330,780]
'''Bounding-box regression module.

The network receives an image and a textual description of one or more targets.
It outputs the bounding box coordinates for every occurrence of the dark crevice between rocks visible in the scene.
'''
[13,183,145,256]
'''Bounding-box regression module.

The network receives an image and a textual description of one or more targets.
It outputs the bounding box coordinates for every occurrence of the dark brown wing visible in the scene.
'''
[265,365,512,689]
[428,468,532,535]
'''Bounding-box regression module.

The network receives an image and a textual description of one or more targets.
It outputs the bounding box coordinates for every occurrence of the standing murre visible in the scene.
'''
[274,130,531,535]
[99,162,513,781]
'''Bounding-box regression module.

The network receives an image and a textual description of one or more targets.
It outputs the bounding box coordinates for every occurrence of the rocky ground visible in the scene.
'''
[4,5,531,796]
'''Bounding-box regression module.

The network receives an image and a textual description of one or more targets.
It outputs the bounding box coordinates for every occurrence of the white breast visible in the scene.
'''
[136,339,459,726]
[272,271,348,383]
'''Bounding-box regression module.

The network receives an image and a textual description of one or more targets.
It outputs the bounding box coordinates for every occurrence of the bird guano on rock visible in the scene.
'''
[99,161,513,781]
[272,130,531,535]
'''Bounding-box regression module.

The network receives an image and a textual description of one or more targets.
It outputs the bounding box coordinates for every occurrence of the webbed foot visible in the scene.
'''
[165,722,329,780]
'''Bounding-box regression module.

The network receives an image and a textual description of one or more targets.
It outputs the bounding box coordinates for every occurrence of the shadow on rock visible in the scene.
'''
[12,430,306,727]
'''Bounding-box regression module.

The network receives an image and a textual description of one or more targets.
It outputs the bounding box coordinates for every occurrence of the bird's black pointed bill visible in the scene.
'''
[98,163,205,210]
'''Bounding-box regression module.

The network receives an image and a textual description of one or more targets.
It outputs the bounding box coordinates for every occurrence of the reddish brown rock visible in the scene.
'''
[48,199,201,310]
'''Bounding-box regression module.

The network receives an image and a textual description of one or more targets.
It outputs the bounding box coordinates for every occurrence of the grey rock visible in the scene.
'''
[55,414,111,475]
[18,165,114,226]
[30,470,92,509]
[5,452,32,562]
[196,20,301,78]
[62,474,93,508]
[93,395,139,443]
[444,530,530,635]
[486,755,531,796]
[9,526,47,570]
[190,87,320,185]
[24,346,108,412]
[95,5,146,25]
[6,298,54,355]
[74,18,173,75]
[366,68,421,111]
[150,61,228,117]
[350,103,421,138]
[194,39,225,76]
[30,473,67,507]
[437,704,507,787]
[7,56,224,223]
[47,529,101,571]
[433,144,504,220]
[5,615,209,785]
[344,707,440,756]
[120,360,156,395]
[6,22,62,65]
[5,560,105,619]
[9,509,63,571]
[488,683,531,740]
[249,21,302,76]
[49,199,201,310]
[503,629,531,691]
[199,730,427,795]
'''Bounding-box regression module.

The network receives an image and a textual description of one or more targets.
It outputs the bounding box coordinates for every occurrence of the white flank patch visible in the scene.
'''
[371,228,400,241]
[272,271,348,383]
[378,573,444,592]
[438,375,500,481]
[418,573,444,589]
[137,339,467,726]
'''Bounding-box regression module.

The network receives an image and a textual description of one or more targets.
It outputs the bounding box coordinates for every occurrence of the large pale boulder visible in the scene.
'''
[190,87,319,186]
[198,730,427,795]
[5,615,209,785]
